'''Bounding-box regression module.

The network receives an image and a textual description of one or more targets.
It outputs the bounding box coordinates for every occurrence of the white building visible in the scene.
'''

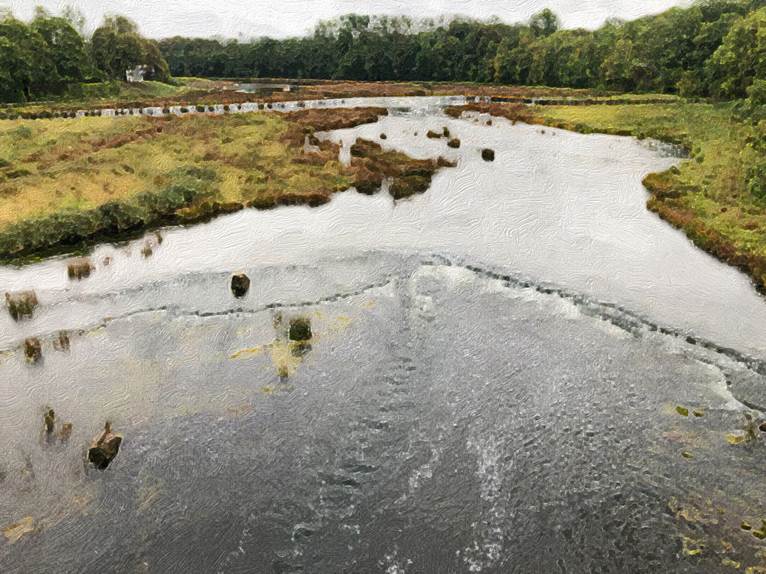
[125,65,149,83]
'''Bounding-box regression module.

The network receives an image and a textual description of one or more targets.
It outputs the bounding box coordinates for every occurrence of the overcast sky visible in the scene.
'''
[6,0,692,39]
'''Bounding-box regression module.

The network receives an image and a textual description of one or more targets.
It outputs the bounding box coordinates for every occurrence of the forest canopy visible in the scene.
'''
[0,0,764,102]
[158,0,764,98]
[0,7,168,102]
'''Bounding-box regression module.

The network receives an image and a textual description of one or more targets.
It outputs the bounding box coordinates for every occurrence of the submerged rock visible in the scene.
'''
[24,338,42,364]
[231,273,251,298]
[88,422,122,470]
[2,517,34,544]
[5,291,38,321]
[481,148,495,162]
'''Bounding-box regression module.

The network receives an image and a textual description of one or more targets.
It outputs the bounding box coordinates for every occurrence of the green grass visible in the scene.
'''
[533,102,766,289]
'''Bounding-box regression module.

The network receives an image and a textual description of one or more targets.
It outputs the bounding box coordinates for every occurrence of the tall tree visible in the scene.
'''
[529,8,560,37]
[707,7,766,97]
[0,14,57,101]
[31,8,90,85]
[91,15,170,81]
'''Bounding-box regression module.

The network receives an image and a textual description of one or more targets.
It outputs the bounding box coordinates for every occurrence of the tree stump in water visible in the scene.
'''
[481,148,495,162]
[231,273,251,298]
[88,422,123,470]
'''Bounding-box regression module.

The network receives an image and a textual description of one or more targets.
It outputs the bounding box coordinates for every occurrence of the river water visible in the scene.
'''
[1,98,765,573]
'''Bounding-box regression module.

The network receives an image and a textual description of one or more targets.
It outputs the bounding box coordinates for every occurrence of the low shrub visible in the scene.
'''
[748,160,766,200]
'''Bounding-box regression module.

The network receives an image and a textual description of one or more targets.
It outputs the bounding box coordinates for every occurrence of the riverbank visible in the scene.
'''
[3,91,764,297]
[0,107,449,263]
[446,101,766,293]
[1,79,679,119]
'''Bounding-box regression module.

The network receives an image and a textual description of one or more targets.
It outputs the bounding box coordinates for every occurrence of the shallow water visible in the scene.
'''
[1,98,765,573]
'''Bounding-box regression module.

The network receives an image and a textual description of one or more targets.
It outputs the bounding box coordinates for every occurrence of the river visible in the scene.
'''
[0,98,764,573]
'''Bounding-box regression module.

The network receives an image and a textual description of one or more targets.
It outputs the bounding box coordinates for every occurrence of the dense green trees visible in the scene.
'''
[91,16,169,82]
[0,1,763,102]
[707,7,766,97]
[0,9,170,102]
[157,1,764,98]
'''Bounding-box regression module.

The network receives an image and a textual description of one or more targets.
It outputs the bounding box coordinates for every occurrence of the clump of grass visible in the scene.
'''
[53,330,70,352]
[24,337,42,363]
[349,138,454,200]
[67,257,93,280]
[288,317,313,342]
[5,291,38,321]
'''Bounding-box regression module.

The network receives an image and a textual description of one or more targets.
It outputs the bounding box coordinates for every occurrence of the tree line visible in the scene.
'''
[0,7,168,102]
[1,1,764,103]
[159,0,765,99]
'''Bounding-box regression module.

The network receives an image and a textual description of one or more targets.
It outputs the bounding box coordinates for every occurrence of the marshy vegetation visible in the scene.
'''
[5,290,38,320]
[0,106,455,261]
[23,337,42,363]
[348,138,449,199]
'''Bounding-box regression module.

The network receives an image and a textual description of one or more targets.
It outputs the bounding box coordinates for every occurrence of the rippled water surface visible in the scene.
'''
[1,98,765,573]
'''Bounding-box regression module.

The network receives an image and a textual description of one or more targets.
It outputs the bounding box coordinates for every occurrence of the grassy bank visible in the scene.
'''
[0,107,448,262]
[448,101,766,292]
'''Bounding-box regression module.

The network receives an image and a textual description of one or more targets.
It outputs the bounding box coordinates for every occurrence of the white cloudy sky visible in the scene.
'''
[6,0,692,39]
